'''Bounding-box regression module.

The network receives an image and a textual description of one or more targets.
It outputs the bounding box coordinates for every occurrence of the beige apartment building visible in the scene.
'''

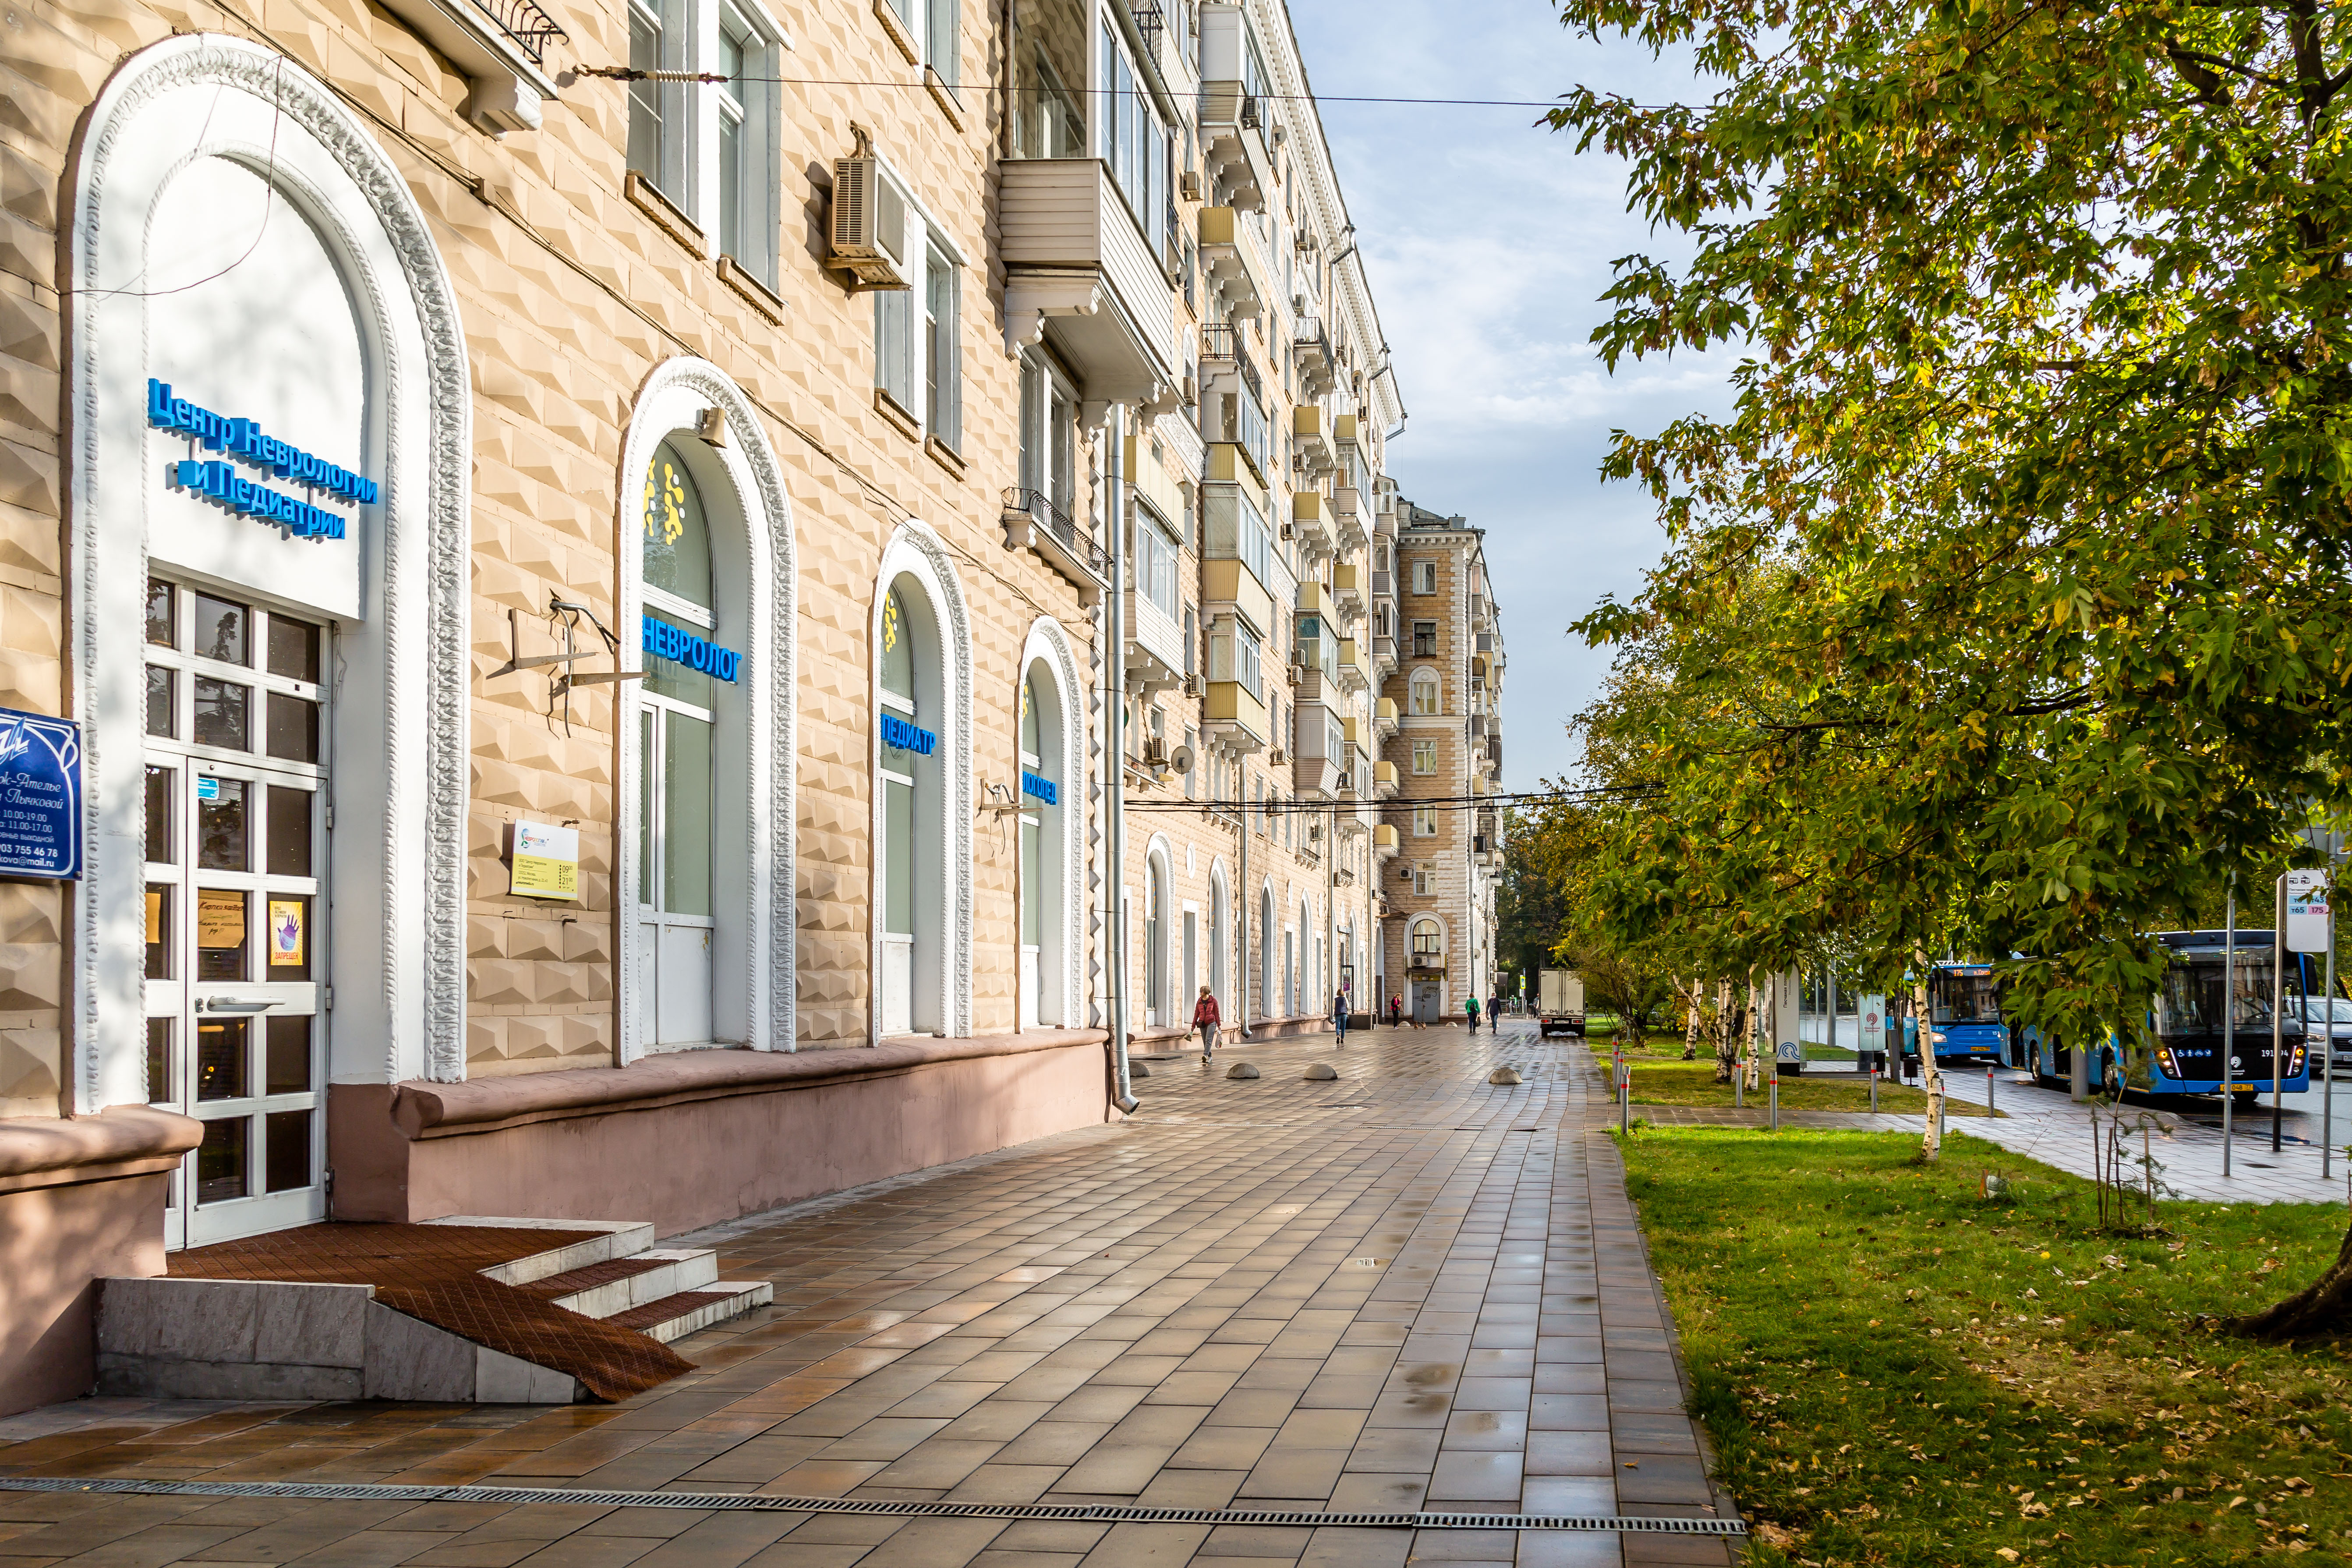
[0,0,1405,1410]
[1376,498,1505,1022]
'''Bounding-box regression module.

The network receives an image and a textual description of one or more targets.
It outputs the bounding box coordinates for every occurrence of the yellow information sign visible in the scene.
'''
[197,889,244,949]
[510,821,580,900]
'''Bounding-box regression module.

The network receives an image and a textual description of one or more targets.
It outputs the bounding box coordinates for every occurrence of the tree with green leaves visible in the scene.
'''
[1553,0,2352,1310]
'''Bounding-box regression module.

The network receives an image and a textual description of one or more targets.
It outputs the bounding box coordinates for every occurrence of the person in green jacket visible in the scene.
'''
[1465,995,1482,1032]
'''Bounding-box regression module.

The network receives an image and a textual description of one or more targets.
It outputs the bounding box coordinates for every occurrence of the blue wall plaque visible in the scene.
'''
[0,708,81,880]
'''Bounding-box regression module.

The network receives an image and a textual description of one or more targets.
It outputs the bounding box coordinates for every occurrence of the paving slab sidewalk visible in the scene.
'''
[0,1023,1737,1568]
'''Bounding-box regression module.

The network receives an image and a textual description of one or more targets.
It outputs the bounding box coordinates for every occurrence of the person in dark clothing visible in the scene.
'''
[1192,986,1220,1062]
[1331,989,1349,1047]
[1389,994,1403,1028]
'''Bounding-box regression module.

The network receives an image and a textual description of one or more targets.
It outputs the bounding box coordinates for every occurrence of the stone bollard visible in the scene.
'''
[1489,1066,1522,1086]
[1227,1062,1261,1080]
[1130,1060,1150,1079]
[1305,1062,1339,1081]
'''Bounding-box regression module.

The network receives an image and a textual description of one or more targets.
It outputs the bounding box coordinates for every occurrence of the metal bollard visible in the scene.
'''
[1769,1075,1779,1132]
[1987,1064,1996,1118]
[1620,1062,1630,1135]
[1870,1068,1878,1114]
[1735,1072,1744,1109]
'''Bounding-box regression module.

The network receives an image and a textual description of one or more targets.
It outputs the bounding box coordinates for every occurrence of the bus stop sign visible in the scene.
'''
[2286,870,2331,953]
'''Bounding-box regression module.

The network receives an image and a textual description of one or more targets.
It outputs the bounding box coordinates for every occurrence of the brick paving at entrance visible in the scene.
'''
[0,1024,1734,1567]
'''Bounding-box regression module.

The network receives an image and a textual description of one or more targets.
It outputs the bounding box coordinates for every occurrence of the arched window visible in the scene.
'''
[1145,855,1168,1028]
[1209,873,1228,1012]
[1258,886,1274,1021]
[637,438,720,1049]
[1019,669,1045,1024]
[1410,667,1441,717]
[879,579,946,1034]
[1411,918,1443,965]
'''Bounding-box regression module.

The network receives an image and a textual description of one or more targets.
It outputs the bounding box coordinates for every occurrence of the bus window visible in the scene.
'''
[1931,971,2001,1024]
[2159,953,2274,1035]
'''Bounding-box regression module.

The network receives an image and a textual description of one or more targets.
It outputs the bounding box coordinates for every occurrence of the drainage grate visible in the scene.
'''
[0,1477,1745,1535]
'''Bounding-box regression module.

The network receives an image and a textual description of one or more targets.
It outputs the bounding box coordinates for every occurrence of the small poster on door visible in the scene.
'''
[268,899,306,967]
[509,820,580,899]
[197,889,244,949]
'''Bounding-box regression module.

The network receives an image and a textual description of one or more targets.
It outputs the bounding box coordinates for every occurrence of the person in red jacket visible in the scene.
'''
[1192,985,1220,1062]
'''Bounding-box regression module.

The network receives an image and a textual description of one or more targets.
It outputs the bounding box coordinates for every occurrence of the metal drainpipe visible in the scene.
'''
[1325,794,1337,1035]
[1238,757,1250,1040]
[1106,406,1137,1113]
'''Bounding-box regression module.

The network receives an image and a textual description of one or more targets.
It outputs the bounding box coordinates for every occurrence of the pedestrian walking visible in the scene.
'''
[1388,993,1403,1029]
[1488,992,1502,1032]
[1192,985,1220,1063]
[1331,988,1349,1047]
[1465,995,1482,1032]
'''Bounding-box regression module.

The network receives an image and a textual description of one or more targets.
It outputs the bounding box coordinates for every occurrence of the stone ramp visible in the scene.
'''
[96,1220,769,1402]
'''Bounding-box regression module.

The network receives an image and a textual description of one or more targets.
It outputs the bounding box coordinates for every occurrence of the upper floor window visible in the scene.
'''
[627,0,686,198]
[1206,486,1272,585]
[1413,806,1437,836]
[1211,621,1263,699]
[1101,21,1169,257]
[1409,668,1440,717]
[1018,350,1077,524]
[1136,510,1181,621]
[628,0,783,289]
[1411,560,1437,594]
[714,4,781,289]
[881,0,959,85]
[1411,740,1437,775]
[1411,917,1441,959]
[1411,620,1436,657]
[874,173,963,446]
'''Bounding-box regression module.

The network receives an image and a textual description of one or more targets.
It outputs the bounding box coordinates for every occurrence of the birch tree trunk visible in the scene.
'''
[1712,978,1739,1084]
[1916,954,1944,1161]
[1683,976,1702,1061]
[1744,974,1762,1090]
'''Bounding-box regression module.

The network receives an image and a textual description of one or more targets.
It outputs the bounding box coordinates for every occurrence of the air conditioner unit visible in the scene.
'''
[1268,747,1288,765]
[1182,673,1201,696]
[827,156,909,289]
[1143,736,1169,767]
[1179,168,1203,202]
[1308,824,1323,841]
[1181,372,1198,408]
[1280,521,1295,539]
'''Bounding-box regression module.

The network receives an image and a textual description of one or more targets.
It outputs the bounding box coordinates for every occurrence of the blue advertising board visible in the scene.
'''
[0,708,81,880]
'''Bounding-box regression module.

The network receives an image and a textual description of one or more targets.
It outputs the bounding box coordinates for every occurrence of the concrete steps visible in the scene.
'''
[95,1217,770,1405]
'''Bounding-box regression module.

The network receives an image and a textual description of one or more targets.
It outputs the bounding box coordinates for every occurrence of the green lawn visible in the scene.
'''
[1616,1058,1999,1117]
[1619,1126,2352,1566]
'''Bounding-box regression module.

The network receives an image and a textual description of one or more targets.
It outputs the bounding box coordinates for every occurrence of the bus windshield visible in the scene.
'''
[1932,971,2002,1025]
[2160,953,2277,1035]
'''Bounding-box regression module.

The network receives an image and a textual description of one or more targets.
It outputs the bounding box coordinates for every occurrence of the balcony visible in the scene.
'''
[1205,679,1269,751]
[1196,83,1271,211]
[1372,496,1398,539]
[1373,823,1400,853]
[1199,208,1266,320]
[1376,697,1399,738]
[1202,557,1273,639]
[1337,637,1369,693]
[1001,487,1107,606]
[1332,561,1364,617]
[1330,482,1366,551]
[1374,759,1399,797]
[1372,568,1394,598]
[1294,405,1337,477]
[1292,492,1333,557]
[1294,312,1337,397]
[1372,634,1396,678]
[1125,583,1185,695]
[1001,159,1179,409]
[378,0,563,131]
[1291,737,1345,798]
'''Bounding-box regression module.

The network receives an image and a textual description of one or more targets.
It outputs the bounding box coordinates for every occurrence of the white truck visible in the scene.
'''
[1537,970,1586,1037]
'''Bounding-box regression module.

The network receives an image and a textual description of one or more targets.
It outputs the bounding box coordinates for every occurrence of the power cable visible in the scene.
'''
[569,67,1660,110]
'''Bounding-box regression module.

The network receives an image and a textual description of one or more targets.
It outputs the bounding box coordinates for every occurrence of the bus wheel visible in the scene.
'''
[2030,1041,2047,1085]
[2101,1054,2125,1096]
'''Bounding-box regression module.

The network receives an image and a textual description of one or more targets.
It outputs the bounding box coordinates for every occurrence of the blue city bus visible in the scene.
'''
[1925,963,2006,1066]
[2023,930,2316,1099]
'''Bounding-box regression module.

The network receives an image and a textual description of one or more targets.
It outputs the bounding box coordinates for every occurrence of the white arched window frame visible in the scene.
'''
[1016,620,1083,1030]
[1411,916,1446,965]
[1144,837,1175,1029]
[870,524,974,1042]
[615,359,796,1062]
[1207,860,1230,1014]
[1409,666,1441,717]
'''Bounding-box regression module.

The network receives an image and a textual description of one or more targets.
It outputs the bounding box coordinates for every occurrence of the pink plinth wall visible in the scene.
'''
[0,1107,202,1416]
[329,1030,1114,1237]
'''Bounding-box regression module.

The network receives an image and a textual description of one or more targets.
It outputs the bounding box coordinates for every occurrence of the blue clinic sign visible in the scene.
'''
[881,712,937,755]
[149,379,375,542]
[642,616,742,682]
[1021,770,1057,805]
[0,708,81,880]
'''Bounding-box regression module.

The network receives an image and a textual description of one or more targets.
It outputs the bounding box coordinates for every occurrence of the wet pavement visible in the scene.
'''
[0,1023,1735,1568]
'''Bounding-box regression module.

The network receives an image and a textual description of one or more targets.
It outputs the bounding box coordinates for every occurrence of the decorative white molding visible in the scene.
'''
[1003,271,1104,358]
[1019,619,1086,1032]
[870,523,975,1043]
[614,358,797,1062]
[67,35,471,1103]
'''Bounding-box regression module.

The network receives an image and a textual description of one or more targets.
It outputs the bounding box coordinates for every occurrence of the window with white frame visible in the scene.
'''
[1018,350,1078,525]
[715,3,781,288]
[1410,668,1440,716]
[1412,559,1437,594]
[1411,917,1442,961]
[874,172,963,440]
[880,0,958,83]
[1210,619,1262,698]
[1412,862,1435,895]
[1100,19,1168,258]
[1411,739,1437,775]
[1413,806,1437,837]
[1135,508,1180,621]
[627,0,688,200]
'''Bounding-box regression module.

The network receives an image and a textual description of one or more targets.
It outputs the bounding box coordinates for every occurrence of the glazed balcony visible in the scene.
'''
[1001,159,1178,408]
[1205,679,1268,750]
[1294,405,1337,478]
[1292,492,1334,558]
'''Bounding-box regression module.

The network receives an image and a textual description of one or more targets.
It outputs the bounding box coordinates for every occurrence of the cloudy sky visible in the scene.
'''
[1289,0,1737,786]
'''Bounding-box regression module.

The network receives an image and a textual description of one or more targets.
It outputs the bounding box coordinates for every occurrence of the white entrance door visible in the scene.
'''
[638,705,715,1049]
[141,581,328,1249]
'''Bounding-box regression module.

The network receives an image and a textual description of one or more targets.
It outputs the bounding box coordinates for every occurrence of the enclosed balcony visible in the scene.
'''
[1204,679,1268,751]
[1374,759,1399,796]
[1291,492,1333,557]
[1001,159,1179,410]
[1375,696,1399,738]
[1294,405,1337,477]
[1337,636,1369,693]
[1199,208,1266,321]
[1332,560,1364,617]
